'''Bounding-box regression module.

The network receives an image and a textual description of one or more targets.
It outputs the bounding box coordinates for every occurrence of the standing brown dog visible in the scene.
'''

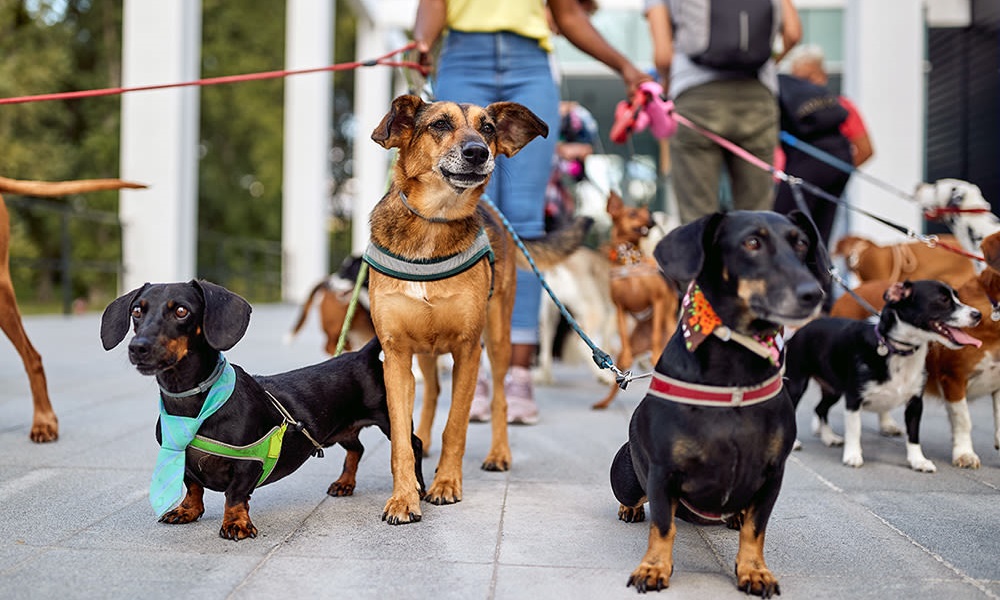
[366,95,588,525]
[0,176,145,442]
[593,192,678,410]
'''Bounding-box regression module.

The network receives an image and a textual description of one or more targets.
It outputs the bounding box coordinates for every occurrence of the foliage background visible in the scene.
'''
[0,0,358,312]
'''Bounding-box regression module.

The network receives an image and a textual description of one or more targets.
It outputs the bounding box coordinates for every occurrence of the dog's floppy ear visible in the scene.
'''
[486,101,548,158]
[192,280,252,351]
[653,212,724,282]
[371,94,425,149]
[100,284,149,350]
[606,191,624,217]
[787,210,832,289]
[883,280,913,303]
[980,231,1000,272]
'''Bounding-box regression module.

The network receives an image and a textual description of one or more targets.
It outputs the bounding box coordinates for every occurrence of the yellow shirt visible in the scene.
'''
[446,0,553,51]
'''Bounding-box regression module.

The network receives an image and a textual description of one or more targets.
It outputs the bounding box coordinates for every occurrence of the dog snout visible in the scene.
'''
[128,336,154,362]
[795,280,824,310]
[461,141,490,166]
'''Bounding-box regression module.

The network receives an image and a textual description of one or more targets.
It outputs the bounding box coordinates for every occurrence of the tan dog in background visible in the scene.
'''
[366,95,588,525]
[833,234,975,289]
[593,192,678,410]
[0,176,145,442]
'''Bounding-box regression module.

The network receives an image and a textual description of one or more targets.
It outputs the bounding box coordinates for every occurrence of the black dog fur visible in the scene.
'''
[785,279,981,472]
[100,280,424,540]
[609,210,830,596]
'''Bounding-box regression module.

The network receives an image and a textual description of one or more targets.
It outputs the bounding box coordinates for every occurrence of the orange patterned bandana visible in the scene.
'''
[681,282,722,352]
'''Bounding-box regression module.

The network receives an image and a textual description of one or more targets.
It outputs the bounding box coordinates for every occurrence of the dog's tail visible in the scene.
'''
[517,216,594,272]
[0,176,146,196]
[284,279,331,345]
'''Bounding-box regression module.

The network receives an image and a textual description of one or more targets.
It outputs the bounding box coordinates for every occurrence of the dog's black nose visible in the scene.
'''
[128,337,152,360]
[461,141,490,165]
[970,308,982,323]
[795,281,824,309]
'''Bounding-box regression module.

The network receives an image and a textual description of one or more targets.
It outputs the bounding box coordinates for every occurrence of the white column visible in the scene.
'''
[844,0,924,243]
[119,0,201,292]
[282,0,334,303]
[351,17,393,255]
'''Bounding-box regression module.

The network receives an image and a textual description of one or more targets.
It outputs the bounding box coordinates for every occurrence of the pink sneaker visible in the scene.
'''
[505,366,539,425]
[469,372,490,422]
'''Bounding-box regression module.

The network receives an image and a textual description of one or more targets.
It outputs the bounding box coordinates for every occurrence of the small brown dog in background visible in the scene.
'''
[286,256,375,356]
[833,234,975,289]
[593,192,678,410]
[0,176,145,442]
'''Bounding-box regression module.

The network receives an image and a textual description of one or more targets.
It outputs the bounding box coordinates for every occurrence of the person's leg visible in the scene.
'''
[722,79,779,213]
[671,85,727,224]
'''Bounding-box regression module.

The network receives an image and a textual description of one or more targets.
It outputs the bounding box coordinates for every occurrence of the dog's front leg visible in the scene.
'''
[158,480,205,525]
[904,395,936,472]
[945,397,981,468]
[628,467,676,592]
[735,503,781,598]
[841,408,864,467]
[425,345,482,504]
[382,349,422,524]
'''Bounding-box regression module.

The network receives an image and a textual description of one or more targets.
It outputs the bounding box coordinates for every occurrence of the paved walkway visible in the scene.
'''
[1,303,999,599]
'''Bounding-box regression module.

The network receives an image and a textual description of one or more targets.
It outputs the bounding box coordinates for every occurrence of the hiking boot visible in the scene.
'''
[505,366,539,425]
[469,372,491,422]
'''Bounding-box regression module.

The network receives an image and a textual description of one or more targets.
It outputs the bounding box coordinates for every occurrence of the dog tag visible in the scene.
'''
[877,343,889,356]
[992,307,1000,322]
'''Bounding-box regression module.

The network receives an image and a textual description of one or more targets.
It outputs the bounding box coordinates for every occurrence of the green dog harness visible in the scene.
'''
[189,422,287,487]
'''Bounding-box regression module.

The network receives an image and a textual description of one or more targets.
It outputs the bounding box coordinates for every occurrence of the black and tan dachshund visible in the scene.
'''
[610,210,830,596]
[100,280,424,540]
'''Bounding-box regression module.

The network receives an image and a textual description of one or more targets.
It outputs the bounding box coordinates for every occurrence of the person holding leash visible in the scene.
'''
[412,0,648,425]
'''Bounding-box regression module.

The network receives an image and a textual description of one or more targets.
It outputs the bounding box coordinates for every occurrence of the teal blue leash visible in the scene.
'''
[480,195,645,391]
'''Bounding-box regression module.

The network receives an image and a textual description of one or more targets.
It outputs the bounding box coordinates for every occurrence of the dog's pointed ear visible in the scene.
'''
[606,191,624,217]
[653,212,724,283]
[100,284,149,350]
[192,280,252,351]
[883,280,913,303]
[787,210,832,289]
[486,101,548,158]
[372,94,425,149]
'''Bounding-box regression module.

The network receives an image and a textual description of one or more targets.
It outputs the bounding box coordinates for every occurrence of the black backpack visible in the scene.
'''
[671,0,778,72]
[777,74,849,140]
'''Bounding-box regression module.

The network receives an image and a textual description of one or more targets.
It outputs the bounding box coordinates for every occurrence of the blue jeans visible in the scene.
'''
[434,30,560,345]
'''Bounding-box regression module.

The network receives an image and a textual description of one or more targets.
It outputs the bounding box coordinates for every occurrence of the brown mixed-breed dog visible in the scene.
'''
[365,95,587,525]
[833,233,975,289]
[831,232,1000,468]
[1,176,144,442]
[286,256,375,356]
[592,192,678,410]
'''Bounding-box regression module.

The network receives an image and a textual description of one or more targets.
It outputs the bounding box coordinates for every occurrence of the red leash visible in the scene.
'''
[0,43,425,106]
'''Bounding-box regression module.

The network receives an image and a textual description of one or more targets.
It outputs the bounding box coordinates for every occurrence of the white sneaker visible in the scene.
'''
[505,366,538,425]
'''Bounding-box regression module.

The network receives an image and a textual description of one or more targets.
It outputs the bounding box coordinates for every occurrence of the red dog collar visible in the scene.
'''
[647,368,784,407]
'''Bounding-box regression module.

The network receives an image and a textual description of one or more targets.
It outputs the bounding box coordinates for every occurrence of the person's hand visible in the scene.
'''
[621,63,653,96]
[413,39,434,72]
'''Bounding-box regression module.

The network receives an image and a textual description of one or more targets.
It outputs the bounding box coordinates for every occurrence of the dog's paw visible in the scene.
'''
[627,562,672,593]
[481,447,512,472]
[30,413,59,443]
[820,427,844,447]
[618,504,645,523]
[952,451,982,469]
[879,421,904,437]
[424,477,462,506]
[735,561,780,599]
[327,480,356,497]
[792,438,802,451]
[382,494,423,525]
[158,505,204,525]
[219,520,257,541]
[909,458,937,473]
[842,452,864,468]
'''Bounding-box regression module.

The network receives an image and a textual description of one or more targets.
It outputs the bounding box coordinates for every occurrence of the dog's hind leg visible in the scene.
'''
[611,442,646,523]
[0,274,57,442]
[328,435,364,496]
[813,388,845,447]
[878,411,904,437]
[414,354,440,456]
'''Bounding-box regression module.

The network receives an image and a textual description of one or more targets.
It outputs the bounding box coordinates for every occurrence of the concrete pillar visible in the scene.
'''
[282,0,334,303]
[351,16,393,255]
[119,0,201,292]
[844,0,925,243]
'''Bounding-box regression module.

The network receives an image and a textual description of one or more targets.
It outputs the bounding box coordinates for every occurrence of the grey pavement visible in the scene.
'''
[1,303,999,599]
